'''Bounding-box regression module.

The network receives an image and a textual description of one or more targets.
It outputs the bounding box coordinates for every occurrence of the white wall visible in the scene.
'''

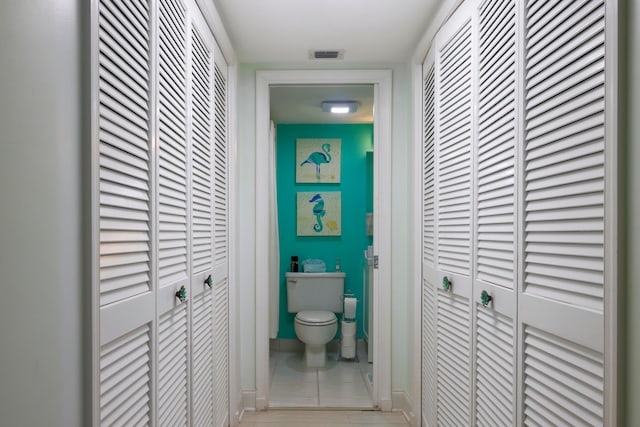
[236,63,259,392]
[235,62,415,400]
[0,1,88,426]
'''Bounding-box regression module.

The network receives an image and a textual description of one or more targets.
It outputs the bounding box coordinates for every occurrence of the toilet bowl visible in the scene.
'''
[286,272,345,368]
[294,310,338,368]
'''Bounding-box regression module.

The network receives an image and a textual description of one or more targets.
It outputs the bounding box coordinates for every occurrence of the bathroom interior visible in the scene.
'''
[268,84,376,408]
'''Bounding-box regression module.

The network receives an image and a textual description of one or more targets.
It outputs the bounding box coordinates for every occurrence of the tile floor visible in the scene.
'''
[268,341,373,408]
[238,409,410,427]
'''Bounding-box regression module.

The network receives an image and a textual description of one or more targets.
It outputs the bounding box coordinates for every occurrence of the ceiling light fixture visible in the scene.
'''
[321,101,359,114]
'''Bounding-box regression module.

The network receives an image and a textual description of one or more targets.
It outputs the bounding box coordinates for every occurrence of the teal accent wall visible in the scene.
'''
[277,124,373,339]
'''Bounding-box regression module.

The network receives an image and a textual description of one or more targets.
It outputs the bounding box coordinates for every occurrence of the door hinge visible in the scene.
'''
[373,255,379,269]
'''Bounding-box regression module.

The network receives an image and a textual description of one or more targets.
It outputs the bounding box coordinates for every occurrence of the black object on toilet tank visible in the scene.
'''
[291,256,299,272]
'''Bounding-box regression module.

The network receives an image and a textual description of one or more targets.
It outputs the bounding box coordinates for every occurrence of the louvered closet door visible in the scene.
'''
[189,13,217,427]
[212,44,230,427]
[421,55,437,427]
[473,0,518,425]
[432,2,475,425]
[97,0,155,424]
[520,0,607,424]
[156,0,190,424]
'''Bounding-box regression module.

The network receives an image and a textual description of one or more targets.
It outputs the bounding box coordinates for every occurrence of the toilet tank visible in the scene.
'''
[286,272,345,313]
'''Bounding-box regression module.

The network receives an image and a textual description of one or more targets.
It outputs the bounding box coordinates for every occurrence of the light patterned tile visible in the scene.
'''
[271,353,317,384]
[318,367,363,385]
[268,398,319,408]
[270,382,318,407]
[319,395,374,408]
[271,369,317,385]
[269,349,376,409]
[252,424,352,427]
[239,410,409,426]
[348,411,409,424]
[270,381,318,402]
[241,410,350,424]
[319,381,370,398]
[318,375,373,408]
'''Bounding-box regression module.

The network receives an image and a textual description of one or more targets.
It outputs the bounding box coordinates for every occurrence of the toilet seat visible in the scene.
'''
[295,310,336,326]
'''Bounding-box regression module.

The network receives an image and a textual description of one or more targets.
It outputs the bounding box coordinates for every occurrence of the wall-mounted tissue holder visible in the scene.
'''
[366,213,373,236]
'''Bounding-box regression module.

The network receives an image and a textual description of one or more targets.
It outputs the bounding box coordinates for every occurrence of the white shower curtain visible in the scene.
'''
[268,121,280,339]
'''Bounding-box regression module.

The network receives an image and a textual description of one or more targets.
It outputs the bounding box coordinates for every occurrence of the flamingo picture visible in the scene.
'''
[300,143,332,180]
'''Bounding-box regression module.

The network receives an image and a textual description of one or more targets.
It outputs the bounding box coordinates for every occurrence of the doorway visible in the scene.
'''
[254,69,393,411]
[269,84,373,408]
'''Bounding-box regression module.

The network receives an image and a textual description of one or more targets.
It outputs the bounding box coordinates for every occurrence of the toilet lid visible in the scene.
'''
[295,310,336,326]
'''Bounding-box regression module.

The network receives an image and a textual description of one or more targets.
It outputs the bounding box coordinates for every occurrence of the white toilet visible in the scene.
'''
[286,272,345,368]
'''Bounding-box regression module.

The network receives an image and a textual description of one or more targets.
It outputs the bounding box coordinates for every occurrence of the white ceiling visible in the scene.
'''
[212,0,443,123]
[212,0,443,63]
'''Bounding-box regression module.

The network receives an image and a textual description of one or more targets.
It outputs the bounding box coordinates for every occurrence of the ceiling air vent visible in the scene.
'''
[309,49,345,60]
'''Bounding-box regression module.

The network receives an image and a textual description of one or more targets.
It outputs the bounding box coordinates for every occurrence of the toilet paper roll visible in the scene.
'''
[344,297,357,319]
[341,320,356,336]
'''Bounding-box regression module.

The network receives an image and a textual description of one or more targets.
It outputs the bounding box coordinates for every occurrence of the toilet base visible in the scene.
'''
[304,344,327,368]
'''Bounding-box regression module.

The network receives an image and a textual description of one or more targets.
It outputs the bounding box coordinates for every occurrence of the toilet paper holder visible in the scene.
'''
[340,295,358,361]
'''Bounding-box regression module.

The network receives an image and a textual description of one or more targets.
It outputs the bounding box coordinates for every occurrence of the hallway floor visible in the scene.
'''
[238,409,410,426]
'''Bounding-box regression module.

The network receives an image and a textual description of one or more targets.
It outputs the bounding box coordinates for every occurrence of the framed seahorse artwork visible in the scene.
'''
[296,138,341,183]
[296,191,341,236]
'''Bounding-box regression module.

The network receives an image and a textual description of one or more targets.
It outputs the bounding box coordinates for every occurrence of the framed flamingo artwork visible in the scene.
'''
[296,191,341,236]
[295,138,341,183]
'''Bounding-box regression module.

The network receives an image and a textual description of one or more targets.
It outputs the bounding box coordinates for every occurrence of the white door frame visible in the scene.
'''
[254,69,393,411]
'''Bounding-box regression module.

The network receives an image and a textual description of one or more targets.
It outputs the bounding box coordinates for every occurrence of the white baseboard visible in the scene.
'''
[379,397,393,412]
[256,396,268,411]
[241,390,256,412]
[271,338,304,352]
[392,390,418,426]
[231,390,245,427]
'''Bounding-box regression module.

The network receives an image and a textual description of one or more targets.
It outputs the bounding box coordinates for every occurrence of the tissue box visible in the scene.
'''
[302,258,326,273]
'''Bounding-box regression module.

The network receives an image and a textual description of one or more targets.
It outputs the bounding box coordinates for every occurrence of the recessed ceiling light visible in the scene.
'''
[321,101,358,114]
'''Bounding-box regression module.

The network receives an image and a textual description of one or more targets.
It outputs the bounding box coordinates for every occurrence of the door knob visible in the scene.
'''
[442,276,451,291]
[481,290,493,307]
[175,285,187,303]
[205,275,213,288]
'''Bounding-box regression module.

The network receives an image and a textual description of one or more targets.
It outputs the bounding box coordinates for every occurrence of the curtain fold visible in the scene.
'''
[268,121,280,339]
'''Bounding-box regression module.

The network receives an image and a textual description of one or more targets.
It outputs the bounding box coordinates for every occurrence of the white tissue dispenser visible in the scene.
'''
[341,296,358,359]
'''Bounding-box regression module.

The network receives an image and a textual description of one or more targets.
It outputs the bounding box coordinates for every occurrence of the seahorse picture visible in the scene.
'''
[296,191,341,236]
[296,138,341,183]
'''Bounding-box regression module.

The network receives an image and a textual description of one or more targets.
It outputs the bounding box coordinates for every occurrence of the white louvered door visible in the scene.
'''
[432,2,475,424]
[156,0,190,424]
[95,0,230,424]
[97,0,155,424]
[520,0,607,424]
[473,0,518,425]
[421,0,616,425]
[189,12,217,427]
[421,54,437,427]
[212,44,230,427]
